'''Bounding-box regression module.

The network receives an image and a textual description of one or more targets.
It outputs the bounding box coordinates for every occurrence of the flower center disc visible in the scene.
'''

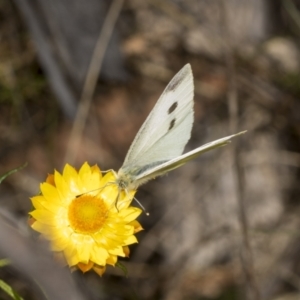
[68,195,108,234]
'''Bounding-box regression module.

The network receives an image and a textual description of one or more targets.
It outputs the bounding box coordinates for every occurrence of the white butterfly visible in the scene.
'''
[115,64,246,192]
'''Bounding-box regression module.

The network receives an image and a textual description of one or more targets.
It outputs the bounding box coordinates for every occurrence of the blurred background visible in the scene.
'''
[1,0,300,299]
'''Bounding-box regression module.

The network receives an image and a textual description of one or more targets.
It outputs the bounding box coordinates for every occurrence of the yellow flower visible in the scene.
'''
[29,162,143,276]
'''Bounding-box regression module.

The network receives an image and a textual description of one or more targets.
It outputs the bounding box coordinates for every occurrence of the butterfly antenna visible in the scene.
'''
[133,196,149,216]
[101,169,113,174]
[114,190,121,213]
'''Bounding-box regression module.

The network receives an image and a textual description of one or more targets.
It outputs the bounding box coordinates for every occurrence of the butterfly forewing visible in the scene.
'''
[121,64,194,170]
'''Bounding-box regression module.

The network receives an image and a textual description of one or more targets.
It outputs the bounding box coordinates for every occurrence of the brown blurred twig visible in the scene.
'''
[220,1,260,300]
[12,0,77,119]
[64,0,124,164]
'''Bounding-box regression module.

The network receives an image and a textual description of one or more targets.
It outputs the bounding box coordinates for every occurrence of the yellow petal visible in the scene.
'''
[93,265,106,276]
[64,244,79,266]
[118,207,142,222]
[90,245,109,266]
[51,234,72,251]
[31,196,61,213]
[30,210,56,226]
[123,235,138,245]
[78,261,94,273]
[106,254,118,266]
[40,183,61,204]
[62,164,80,194]
[54,171,74,203]
[31,221,54,235]
[46,174,55,186]
[75,235,94,264]
[123,246,130,257]
[108,246,125,256]
[91,164,102,175]
[129,220,144,233]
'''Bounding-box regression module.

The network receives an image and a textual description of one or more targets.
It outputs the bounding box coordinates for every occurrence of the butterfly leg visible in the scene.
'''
[101,169,115,174]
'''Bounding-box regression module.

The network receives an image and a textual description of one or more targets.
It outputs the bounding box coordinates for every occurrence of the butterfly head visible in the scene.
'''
[115,168,134,192]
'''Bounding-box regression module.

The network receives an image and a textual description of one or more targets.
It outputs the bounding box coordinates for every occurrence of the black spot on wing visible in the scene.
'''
[168,118,176,130]
[168,102,178,114]
[167,64,190,92]
[168,74,184,91]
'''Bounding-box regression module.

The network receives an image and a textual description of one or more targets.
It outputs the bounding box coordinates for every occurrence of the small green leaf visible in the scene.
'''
[0,163,28,184]
[0,259,10,267]
[116,261,128,277]
[0,279,24,300]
